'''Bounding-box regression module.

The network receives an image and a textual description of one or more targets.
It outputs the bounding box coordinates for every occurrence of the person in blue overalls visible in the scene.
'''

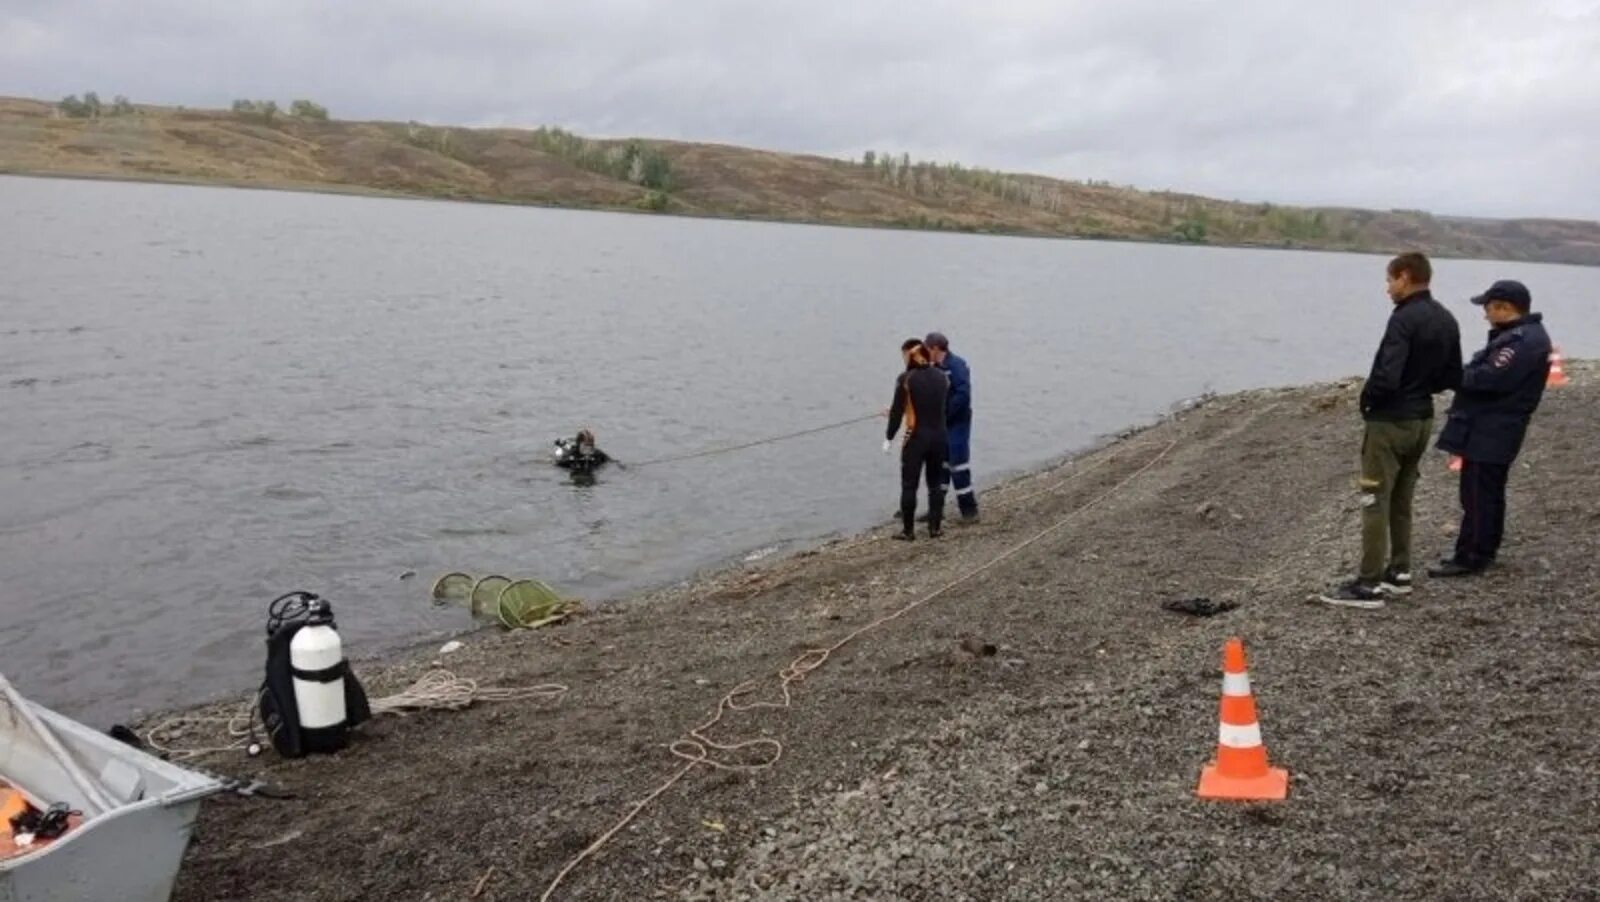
[924,332,979,523]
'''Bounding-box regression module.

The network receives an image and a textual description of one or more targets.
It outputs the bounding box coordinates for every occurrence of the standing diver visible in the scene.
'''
[885,338,949,540]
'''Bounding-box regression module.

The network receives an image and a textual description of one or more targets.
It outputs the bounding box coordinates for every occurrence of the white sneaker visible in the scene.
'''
[1379,570,1413,596]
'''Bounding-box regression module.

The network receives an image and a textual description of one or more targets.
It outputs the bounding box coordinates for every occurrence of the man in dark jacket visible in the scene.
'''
[886,339,950,540]
[1322,252,1462,608]
[925,332,979,523]
[1430,280,1552,577]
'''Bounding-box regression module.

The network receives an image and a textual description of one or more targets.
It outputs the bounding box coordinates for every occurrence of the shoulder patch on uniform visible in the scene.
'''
[1491,346,1516,369]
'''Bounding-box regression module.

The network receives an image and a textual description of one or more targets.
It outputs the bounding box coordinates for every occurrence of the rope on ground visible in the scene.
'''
[370,669,569,715]
[143,704,257,761]
[629,413,881,468]
[142,670,568,760]
[995,448,1117,508]
[538,438,1179,902]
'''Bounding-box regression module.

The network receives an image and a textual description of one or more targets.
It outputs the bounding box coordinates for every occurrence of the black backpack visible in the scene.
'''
[257,592,371,758]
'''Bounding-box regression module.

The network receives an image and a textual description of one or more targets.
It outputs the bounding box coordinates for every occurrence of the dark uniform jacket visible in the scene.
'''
[1437,313,1552,465]
[1360,290,1462,422]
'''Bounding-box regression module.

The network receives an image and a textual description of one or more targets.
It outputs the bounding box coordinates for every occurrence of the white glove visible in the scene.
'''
[881,439,894,454]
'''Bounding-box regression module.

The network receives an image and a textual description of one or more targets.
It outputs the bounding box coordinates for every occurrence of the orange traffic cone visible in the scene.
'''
[1447,454,1463,473]
[1197,638,1288,801]
[1547,346,1569,388]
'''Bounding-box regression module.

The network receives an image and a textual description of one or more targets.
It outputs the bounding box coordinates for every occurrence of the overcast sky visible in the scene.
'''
[4,0,1597,219]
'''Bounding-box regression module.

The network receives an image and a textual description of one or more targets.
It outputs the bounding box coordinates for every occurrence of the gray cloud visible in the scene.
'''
[4,0,1597,217]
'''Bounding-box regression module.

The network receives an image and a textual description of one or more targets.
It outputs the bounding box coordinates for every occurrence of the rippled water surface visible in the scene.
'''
[3,175,1597,723]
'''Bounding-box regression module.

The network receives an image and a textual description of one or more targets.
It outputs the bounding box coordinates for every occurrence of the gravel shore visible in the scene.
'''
[166,363,1600,901]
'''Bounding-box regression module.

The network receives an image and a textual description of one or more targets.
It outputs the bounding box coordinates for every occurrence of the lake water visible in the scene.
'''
[3,175,1597,725]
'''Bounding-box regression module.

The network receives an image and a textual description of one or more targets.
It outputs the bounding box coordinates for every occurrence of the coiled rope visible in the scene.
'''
[370,669,568,715]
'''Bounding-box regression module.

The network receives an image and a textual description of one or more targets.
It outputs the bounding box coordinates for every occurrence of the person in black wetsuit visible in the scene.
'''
[552,429,610,473]
[885,338,950,541]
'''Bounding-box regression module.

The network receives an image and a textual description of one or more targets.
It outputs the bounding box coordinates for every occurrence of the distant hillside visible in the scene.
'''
[3,96,1597,265]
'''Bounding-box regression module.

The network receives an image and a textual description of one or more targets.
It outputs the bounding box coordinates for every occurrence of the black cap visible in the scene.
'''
[1471,280,1532,309]
[923,331,949,350]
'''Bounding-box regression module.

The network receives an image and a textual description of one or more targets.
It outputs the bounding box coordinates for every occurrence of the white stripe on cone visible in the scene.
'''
[1222,672,1251,696]
[1218,721,1263,749]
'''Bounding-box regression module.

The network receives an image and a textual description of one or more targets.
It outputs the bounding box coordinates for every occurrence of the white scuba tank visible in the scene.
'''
[289,605,347,734]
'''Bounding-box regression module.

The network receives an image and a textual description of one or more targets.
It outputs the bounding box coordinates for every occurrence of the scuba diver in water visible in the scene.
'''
[552,429,611,474]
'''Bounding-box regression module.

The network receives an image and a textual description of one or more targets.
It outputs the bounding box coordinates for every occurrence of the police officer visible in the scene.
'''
[1430,280,1552,577]
[885,338,949,540]
[1321,252,1461,609]
[923,332,979,523]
